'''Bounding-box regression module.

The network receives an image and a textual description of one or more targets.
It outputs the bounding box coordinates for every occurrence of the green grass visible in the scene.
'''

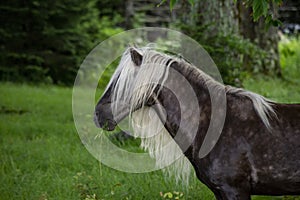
[1,78,299,200]
[243,76,300,103]
[0,83,213,200]
[1,38,300,200]
[244,36,300,104]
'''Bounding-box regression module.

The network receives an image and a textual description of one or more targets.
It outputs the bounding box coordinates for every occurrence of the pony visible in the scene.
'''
[94,46,300,200]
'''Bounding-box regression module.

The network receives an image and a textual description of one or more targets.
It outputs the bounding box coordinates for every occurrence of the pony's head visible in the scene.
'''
[94,47,192,184]
[94,47,174,131]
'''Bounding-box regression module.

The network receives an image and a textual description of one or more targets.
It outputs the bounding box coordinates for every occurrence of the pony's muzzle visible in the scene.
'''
[94,110,117,131]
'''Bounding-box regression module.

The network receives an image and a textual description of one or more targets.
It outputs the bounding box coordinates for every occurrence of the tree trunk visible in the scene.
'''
[125,0,134,29]
[185,0,282,76]
[237,1,281,76]
[197,0,239,36]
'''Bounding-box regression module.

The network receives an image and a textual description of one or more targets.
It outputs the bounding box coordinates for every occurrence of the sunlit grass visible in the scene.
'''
[244,37,300,104]
[0,83,213,200]
[244,76,300,103]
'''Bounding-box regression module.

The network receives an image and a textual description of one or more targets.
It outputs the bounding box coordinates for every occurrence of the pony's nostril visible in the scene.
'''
[95,111,99,117]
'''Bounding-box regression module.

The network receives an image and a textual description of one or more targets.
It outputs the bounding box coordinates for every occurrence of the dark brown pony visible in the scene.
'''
[94,47,300,200]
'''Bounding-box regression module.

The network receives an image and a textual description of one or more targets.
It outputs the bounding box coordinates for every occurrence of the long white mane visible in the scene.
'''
[108,47,276,184]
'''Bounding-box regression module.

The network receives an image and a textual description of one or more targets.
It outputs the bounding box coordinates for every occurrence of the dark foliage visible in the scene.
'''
[179,24,266,86]
[0,0,122,85]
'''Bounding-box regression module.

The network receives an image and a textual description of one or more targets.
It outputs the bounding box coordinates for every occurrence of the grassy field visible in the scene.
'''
[0,83,215,200]
[1,79,300,200]
[1,38,300,200]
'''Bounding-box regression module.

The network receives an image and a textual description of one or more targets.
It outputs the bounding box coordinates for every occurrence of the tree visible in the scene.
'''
[0,0,103,84]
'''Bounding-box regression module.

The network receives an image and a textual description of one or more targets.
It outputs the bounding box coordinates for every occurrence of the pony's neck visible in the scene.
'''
[169,60,215,105]
[154,61,214,148]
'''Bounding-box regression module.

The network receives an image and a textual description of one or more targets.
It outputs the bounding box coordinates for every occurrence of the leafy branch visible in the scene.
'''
[160,0,282,26]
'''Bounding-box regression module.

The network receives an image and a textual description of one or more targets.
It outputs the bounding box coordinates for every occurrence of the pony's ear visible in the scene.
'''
[130,48,143,66]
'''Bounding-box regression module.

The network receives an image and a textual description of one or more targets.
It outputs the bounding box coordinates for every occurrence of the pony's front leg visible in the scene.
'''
[213,187,251,200]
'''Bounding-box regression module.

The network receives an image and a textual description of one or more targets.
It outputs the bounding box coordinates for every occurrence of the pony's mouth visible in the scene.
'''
[96,120,116,131]
[94,114,117,131]
[103,120,117,131]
